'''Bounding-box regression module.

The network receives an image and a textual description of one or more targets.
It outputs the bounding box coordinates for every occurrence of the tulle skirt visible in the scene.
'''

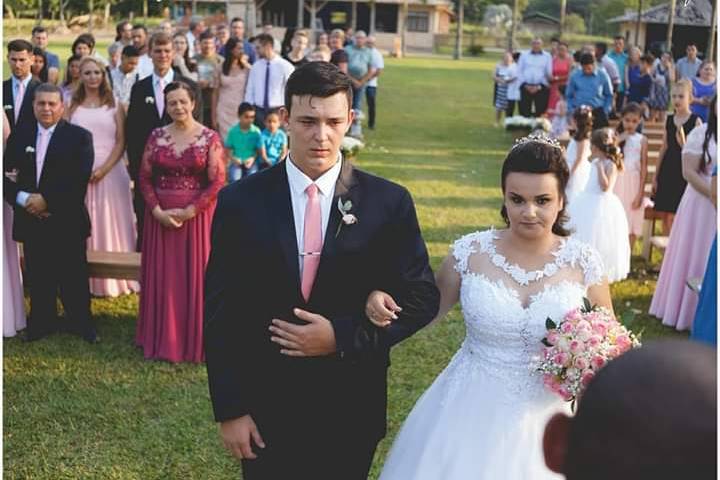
[567,192,631,282]
[379,347,568,480]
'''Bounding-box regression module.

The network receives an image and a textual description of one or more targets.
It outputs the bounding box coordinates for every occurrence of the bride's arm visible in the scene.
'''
[366,253,461,327]
[586,279,614,315]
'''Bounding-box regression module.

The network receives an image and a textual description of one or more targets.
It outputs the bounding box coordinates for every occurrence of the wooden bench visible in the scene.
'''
[87,251,141,281]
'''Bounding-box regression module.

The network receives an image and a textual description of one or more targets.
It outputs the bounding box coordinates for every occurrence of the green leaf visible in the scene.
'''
[337,198,344,211]
[582,297,593,313]
[545,317,557,330]
[344,200,353,211]
[541,338,552,347]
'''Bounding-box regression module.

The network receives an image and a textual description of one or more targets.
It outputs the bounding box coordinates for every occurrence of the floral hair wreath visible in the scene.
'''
[512,132,564,151]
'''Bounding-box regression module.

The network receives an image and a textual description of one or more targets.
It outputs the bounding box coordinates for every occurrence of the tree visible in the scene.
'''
[564,13,586,34]
[482,4,512,33]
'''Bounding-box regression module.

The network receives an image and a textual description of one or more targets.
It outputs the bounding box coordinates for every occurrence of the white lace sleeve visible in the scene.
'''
[579,243,605,286]
[683,124,707,156]
[452,231,483,275]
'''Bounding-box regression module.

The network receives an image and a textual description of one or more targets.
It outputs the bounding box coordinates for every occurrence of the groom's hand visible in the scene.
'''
[269,308,337,357]
[220,415,266,461]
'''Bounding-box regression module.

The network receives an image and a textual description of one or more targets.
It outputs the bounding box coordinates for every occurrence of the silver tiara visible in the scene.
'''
[511,132,563,151]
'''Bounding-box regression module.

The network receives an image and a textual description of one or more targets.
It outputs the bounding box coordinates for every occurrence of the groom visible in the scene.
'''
[204,61,440,479]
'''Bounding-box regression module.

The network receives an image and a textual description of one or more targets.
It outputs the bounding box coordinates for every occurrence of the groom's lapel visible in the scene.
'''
[310,160,360,303]
[269,165,302,299]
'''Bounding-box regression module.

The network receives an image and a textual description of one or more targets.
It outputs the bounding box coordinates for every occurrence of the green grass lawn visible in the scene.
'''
[3,53,685,479]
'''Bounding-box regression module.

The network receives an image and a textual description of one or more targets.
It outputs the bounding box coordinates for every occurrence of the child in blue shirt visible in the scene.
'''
[224,102,264,182]
[260,109,288,168]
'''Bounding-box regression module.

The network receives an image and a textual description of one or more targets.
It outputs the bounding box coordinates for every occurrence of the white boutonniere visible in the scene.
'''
[335,198,357,237]
[4,105,13,110]
[25,146,35,154]
[145,96,155,104]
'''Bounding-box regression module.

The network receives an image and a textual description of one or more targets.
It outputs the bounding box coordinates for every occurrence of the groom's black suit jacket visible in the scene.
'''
[205,160,440,466]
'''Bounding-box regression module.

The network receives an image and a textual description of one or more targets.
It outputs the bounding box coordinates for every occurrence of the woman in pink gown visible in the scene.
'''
[3,110,26,337]
[68,57,138,297]
[136,82,225,363]
[547,42,572,113]
[212,37,250,140]
[650,102,717,330]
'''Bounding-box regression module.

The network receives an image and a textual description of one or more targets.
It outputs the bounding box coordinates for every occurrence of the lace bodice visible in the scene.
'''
[139,126,226,213]
[442,229,604,405]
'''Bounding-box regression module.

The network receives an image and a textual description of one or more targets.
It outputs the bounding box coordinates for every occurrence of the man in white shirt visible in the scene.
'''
[517,37,553,117]
[205,60,439,480]
[186,18,207,58]
[244,33,294,127]
[4,83,96,343]
[110,45,140,110]
[132,24,153,79]
[365,35,384,130]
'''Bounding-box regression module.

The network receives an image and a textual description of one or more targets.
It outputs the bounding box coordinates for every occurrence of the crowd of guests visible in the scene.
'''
[2,18,385,363]
[495,36,717,342]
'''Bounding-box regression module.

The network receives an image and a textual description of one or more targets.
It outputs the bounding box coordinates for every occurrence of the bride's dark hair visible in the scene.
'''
[500,139,571,236]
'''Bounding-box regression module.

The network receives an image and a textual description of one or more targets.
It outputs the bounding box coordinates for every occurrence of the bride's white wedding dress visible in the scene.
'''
[379,229,605,480]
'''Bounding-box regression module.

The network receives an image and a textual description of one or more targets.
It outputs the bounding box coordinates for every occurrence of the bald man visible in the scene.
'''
[543,340,716,480]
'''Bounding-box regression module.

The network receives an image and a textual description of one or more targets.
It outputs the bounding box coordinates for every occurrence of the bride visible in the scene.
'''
[366,134,614,479]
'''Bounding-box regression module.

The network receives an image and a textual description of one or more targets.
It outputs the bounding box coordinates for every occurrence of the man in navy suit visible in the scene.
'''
[3,84,96,343]
[4,39,41,132]
[126,32,202,250]
[205,62,440,479]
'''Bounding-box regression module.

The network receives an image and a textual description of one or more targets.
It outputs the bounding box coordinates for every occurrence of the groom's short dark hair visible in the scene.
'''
[284,61,353,114]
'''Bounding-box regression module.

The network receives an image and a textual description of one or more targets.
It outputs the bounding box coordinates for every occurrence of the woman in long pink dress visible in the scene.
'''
[650,101,717,330]
[212,37,250,140]
[68,57,138,297]
[3,110,26,337]
[136,82,225,363]
[547,42,572,113]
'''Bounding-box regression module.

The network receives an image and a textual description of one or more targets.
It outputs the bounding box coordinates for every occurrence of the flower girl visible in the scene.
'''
[567,128,631,282]
[614,102,649,248]
[564,106,593,203]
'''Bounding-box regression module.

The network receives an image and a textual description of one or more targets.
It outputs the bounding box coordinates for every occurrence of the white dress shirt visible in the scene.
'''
[110,66,139,104]
[367,48,384,88]
[137,54,154,79]
[244,56,295,109]
[16,122,57,207]
[286,154,343,274]
[518,50,553,86]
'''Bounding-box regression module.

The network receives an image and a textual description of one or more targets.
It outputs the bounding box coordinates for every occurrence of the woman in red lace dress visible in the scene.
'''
[547,42,572,113]
[136,81,225,363]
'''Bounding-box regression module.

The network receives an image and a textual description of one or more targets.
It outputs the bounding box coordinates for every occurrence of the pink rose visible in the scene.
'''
[581,370,595,387]
[591,355,606,369]
[591,320,609,336]
[560,321,574,334]
[569,339,585,354]
[578,329,593,342]
[576,320,592,332]
[557,386,573,401]
[615,334,632,351]
[587,335,602,349]
[553,352,570,367]
[607,346,621,358]
[564,309,582,322]
[546,330,560,346]
[574,357,589,370]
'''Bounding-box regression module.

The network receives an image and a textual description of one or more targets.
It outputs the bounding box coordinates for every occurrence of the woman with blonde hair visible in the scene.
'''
[67,57,138,297]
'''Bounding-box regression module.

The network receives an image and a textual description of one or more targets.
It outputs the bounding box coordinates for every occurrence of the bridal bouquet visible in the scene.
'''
[533,299,641,408]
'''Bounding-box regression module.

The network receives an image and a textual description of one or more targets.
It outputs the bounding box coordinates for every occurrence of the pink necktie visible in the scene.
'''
[36,129,50,185]
[14,81,25,123]
[301,184,323,302]
[155,78,165,117]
